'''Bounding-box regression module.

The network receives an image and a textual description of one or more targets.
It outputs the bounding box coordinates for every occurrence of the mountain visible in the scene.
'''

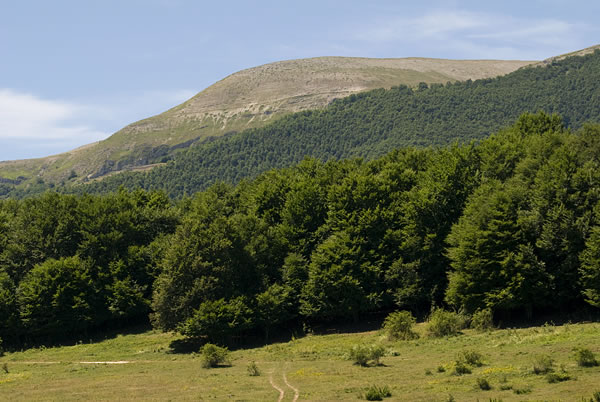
[536,43,600,65]
[70,47,600,198]
[0,57,533,186]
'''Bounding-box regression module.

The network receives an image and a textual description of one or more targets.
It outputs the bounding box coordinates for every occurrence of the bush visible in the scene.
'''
[349,344,386,367]
[532,354,554,374]
[513,385,532,394]
[453,360,472,375]
[476,377,491,390]
[200,343,229,368]
[382,311,418,340]
[574,348,599,367]
[247,361,260,376]
[369,345,385,366]
[427,309,468,337]
[470,308,494,331]
[363,385,392,400]
[457,350,484,367]
[546,372,571,383]
[350,344,371,366]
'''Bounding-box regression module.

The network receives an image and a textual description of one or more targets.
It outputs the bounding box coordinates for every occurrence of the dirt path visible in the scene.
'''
[12,360,300,400]
[283,368,299,402]
[269,371,285,402]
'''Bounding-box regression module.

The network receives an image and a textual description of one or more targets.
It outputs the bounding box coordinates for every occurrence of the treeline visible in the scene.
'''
[2,113,600,347]
[0,190,178,345]
[67,50,600,198]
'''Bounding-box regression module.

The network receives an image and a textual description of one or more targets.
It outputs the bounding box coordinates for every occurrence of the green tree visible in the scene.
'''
[255,284,295,340]
[580,202,600,307]
[445,180,551,313]
[0,270,19,343]
[180,297,254,342]
[17,256,97,339]
[151,184,259,332]
[301,231,379,321]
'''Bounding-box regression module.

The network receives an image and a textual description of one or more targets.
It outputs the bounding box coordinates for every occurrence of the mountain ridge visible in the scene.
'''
[70,46,600,198]
[0,56,534,184]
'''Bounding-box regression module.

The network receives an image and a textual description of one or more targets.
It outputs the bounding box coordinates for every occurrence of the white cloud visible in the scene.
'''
[355,10,594,60]
[0,89,108,142]
[0,88,197,161]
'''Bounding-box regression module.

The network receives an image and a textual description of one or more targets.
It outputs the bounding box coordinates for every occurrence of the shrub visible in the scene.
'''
[476,377,491,390]
[363,385,392,400]
[369,345,385,366]
[247,361,260,376]
[453,360,472,375]
[532,354,554,374]
[437,364,446,373]
[546,372,570,383]
[457,350,484,367]
[350,344,371,366]
[382,311,418,340]
[200,343,229,368]
[513,385,532,394]
[470,308,494,331]
[427,309,468,337]
[1,363,8,374]
[574,348,599,367]
[349,344,386,367]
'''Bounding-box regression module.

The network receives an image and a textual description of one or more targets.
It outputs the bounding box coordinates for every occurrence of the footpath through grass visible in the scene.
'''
[1,321,599,401]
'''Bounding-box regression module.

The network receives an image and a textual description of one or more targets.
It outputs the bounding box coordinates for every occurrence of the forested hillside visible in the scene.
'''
[2,113,600,348]
[62,50,600,199]
[0,56,531,188]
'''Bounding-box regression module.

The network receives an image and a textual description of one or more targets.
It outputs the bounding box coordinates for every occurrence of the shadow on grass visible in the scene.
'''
[167,312,388,354]
[202,363,232,369]
[10,318,153,353]
[168,337,205,354]
[495,305,600,330]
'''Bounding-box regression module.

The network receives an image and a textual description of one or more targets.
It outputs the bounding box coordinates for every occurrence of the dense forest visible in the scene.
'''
[2,112,600,349]
[56,49,600,198]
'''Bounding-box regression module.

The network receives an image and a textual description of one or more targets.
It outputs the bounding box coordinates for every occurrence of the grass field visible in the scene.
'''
[1,321,599,401]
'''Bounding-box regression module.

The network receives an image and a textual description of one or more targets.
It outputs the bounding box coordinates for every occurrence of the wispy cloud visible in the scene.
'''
[355,10,595,59]
[0,89,107,142]
[0,88,197,161]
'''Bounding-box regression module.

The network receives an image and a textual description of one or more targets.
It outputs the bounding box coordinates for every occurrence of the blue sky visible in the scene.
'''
[1,0,599,161]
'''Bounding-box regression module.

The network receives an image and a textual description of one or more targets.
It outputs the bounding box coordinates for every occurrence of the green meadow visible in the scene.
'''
[1,321,599,401]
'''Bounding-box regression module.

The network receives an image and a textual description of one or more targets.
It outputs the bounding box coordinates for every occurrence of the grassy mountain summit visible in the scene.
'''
[0,56,533,185]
